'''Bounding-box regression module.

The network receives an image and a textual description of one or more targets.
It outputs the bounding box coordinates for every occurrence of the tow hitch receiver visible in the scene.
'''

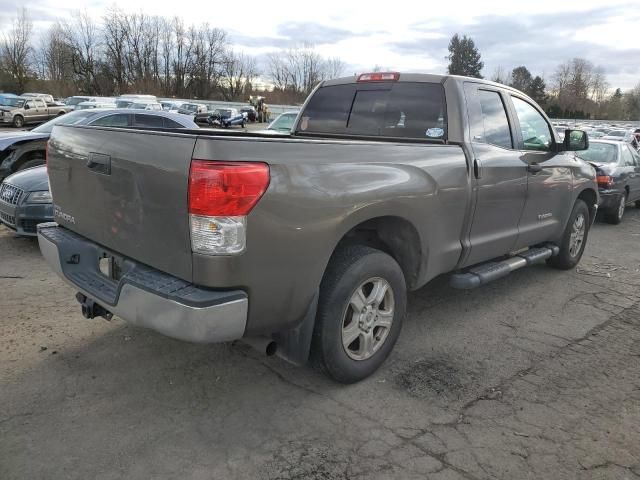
[75,292,113,320]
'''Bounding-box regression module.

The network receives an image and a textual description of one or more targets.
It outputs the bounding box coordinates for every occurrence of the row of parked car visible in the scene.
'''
[0,92,277,129]
[552,121,640,224]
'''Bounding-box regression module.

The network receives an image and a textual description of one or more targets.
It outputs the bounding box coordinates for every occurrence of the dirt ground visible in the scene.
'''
[1,210,639,479]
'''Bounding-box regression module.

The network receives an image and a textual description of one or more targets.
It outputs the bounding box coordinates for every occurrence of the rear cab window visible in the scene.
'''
[297,81,447,141]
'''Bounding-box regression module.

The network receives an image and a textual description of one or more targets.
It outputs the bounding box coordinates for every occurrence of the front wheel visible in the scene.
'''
[311,245,407,383]
[547,199,590,270]
[12,115,24,128]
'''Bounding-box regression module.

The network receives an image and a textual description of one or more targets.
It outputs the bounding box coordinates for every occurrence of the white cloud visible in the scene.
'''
[4,0,640,89]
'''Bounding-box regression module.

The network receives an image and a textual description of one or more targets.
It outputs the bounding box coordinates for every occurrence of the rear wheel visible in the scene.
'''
[311,245,406,383]
[548,199,590,270]
[604,193,626,225]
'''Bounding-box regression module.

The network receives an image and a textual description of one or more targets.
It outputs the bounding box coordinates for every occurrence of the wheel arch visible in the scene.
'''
[576,187,598,222]
[328,215,424,291]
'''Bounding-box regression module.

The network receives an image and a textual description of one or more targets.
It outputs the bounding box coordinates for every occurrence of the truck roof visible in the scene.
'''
[323,72,524,95]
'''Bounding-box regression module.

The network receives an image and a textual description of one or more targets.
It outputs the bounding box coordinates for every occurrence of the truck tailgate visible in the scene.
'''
[47,126,196,281]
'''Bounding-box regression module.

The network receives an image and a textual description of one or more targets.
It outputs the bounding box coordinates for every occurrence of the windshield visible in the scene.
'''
[129,103,149,109]
[269,113,297,131]
[32,110,97,134]
[3,98,25,108]
[66,97,90,106]
[577,143,618,163]
[182,104,198,112]
[214,109,232,116]
[116,100,133,108]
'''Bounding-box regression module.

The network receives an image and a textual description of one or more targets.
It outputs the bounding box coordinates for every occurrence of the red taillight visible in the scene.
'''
[596,175,613,189]
[188,160,269,216]
[357,72,400,82]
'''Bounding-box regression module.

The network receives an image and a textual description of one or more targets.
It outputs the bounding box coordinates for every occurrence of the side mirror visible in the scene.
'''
[23,104,30,110]
[564,129,588,151]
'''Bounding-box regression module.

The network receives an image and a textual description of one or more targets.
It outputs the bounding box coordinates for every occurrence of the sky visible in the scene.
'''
[3,0,640,90]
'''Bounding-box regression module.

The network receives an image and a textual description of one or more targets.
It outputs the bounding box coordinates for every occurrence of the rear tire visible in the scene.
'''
[604,193,626,225]
[548,199,590,270]
[311,245,406,383]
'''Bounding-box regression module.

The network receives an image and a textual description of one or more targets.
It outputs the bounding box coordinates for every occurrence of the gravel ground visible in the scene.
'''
[1,209,639,479]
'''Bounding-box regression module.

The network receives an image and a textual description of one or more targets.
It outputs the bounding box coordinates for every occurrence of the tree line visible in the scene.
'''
[0,8,345,103]
[447,33,640,121]
[2,9,639,119]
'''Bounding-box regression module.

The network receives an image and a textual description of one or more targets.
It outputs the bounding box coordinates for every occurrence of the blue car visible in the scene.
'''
[208,108,246,128]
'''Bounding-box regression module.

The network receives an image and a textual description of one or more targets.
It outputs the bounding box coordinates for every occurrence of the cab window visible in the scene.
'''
[511,96,553,151]
[299,82,447,140]
[476,90,512,149]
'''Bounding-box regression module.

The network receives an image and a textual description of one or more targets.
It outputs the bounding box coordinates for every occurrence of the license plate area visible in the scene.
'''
[98,250,125,281]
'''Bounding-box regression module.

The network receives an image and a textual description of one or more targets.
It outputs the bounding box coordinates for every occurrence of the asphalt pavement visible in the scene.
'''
[1,207,639,479]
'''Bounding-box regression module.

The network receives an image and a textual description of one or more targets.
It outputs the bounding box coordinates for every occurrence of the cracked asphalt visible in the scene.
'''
[1,210,639,480]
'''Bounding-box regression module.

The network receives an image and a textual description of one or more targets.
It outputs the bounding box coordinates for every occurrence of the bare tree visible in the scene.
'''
[267,44,343,98]
[490,66,507,84]
[62,11,102,94]
[324,57,345,80]
[220,49,257,100]
[103,8,128,94]
[1,8,33,92]
[36,22,75,96]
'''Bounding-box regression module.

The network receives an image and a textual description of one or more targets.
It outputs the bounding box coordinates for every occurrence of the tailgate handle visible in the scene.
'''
[87,153,111,175]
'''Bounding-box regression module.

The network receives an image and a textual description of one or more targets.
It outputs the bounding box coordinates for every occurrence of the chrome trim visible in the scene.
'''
[38,232,248,343]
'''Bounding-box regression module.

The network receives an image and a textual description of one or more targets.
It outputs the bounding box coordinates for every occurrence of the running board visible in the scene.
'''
[450,245,560,290]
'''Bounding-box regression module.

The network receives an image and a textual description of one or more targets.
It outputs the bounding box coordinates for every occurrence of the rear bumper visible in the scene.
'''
[598,190,624,211]
[37,223,248,343]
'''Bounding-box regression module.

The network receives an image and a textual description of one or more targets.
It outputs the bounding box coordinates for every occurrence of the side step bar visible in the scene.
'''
[450,245,560,290]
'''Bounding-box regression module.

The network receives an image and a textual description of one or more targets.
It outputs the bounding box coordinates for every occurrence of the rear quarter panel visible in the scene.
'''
[191,137,469,334]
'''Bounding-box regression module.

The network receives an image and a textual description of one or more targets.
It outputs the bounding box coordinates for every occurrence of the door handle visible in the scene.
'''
[527,163,543,173]
[474,158,482,179]
[87,152,111,175]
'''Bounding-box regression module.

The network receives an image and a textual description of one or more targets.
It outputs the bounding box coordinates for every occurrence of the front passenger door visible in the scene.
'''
[463,84,528,267]
[509,96,573,249]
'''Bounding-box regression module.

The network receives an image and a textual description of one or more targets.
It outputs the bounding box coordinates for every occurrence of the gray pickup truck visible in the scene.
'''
[0,97,69,128]
[38,73,597,383]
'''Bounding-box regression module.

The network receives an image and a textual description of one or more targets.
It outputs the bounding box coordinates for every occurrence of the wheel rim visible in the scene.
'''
[15,117,23,127]
[618,195,626,220]
[569,212,586,258]
[341,277,395,361]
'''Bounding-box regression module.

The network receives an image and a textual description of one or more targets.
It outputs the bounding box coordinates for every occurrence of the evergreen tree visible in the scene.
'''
[446,34,483,78]
[510,66,533,93]
[528,76,547,106]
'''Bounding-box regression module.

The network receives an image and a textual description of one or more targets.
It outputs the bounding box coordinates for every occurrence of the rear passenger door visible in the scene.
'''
[463,83,527,266]
[508,96,573,248]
